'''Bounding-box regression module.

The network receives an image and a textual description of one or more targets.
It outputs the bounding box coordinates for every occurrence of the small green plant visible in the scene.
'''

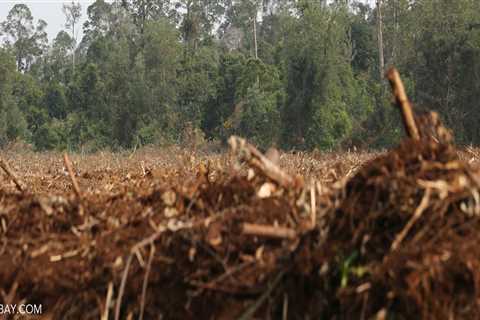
[339,251,369,288]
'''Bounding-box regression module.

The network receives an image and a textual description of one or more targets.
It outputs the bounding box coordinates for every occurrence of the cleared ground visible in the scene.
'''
[1,140,480,319]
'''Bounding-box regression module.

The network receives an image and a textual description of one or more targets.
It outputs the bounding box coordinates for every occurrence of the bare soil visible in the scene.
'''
[1,137,480,319]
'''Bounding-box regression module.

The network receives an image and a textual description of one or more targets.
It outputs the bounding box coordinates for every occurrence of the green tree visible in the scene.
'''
[43,82,68,119]
[1,4,48,72]
[214,53,282,148]
[178,46,219,138]
[177,0,229,53]
[62,1,82,71]
[280,1,372,149]
[48,31,75,83]
[0,49,28,145]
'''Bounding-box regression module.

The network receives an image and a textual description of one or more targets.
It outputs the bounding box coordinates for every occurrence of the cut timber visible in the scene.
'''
[242,223,296,239]
[229,136,295,188]
[63,153,82,198]
[0,158,24,192]
[386,67,420,140]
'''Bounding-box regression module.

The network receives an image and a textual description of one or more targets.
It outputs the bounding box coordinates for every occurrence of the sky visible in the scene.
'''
[0,0,377,43]
[0,0,94,41]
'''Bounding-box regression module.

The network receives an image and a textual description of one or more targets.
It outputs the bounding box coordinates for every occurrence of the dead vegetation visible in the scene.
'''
[1,68,480,319]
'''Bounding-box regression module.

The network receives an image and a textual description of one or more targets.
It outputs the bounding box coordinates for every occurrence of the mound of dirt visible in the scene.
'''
[0,137,317,319]
[319,112,480,319]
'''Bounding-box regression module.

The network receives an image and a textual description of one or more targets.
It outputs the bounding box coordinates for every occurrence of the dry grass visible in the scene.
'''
[0,144,380,195]
[2,141,480,319]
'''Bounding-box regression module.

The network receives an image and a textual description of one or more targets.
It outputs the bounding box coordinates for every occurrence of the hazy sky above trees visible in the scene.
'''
[0,0,93,41]
[0,0,375,41]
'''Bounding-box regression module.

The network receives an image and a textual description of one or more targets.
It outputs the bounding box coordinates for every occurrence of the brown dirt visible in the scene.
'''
[1,126,480,319]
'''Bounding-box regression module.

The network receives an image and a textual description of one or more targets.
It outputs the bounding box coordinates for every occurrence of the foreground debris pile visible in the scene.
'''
[0,138,325,319]
[1,71,480,319]
[322,113,480,319]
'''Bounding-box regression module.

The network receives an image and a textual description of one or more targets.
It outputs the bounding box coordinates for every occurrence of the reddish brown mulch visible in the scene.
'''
[1,114,480,319]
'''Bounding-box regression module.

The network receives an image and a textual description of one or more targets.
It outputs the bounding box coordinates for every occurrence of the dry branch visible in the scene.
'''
[391,188,431,251]
[191,261,254,293]
[0,158,24,192]
[139,244,155,320]
[466,146,480,160]
[228,136,295,188]
[1,280,18,306]
[282,293,288,320]
[63,153,82,198]
[238,270,286,320]
[114,217,210,320]
[242,223,297,239]
[101,282,113,320]
[310,185,316,229]
[114,253,133,320]
[386,68,420,140]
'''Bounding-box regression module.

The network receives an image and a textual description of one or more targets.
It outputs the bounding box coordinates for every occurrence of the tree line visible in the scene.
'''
[0,0,479,152]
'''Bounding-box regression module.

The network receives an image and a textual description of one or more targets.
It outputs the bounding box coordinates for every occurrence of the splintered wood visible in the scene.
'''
[386,67,420,140]
[63,153,82,198]
[242,223,297,239]
[0,158,24,192]
[228,136,296,188]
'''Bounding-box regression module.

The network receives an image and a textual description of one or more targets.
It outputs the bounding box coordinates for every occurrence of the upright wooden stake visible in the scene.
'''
[63,153,82,198]
[386,68,420,140]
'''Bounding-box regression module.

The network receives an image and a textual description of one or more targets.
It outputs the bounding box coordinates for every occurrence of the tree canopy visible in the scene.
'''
[0,0,479,151]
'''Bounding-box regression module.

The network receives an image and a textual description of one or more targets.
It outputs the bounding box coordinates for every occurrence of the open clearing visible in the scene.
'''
[2,135,480,319]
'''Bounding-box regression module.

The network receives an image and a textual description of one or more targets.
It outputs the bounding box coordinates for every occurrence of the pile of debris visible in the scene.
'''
[0,137,317,319]
[1,68,479,319]
[318,69,480,319]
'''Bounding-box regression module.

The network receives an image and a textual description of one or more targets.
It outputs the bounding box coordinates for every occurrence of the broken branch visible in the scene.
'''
[0,158,24,192]
[391,188,431,251]
[242,223,296,239]
[63,153,82,198]
[101,282,113,320]
[238,270,286,320]
[386,67,420,140]
[139,244,155,320]
[228,136,295,188]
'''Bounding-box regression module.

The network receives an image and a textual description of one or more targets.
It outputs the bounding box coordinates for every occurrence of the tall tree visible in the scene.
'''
[0,49,28,144]
[121,0,173,34]
[37,31,75,84]
[177,0,228,53]
[281,1,372,149]
[376,0,384,81]
[1,4,48,72]
[407,0,480,143]
[221,0,261,57]
[62,1,82,71]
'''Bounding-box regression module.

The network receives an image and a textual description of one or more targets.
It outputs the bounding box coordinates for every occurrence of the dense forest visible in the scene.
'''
[0,0,479,152]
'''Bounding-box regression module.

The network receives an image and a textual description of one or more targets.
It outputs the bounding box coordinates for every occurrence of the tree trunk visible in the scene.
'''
[253,14,258,59]
[376,0,385,81]
[72,21,75,74]
[392,0,398,64]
